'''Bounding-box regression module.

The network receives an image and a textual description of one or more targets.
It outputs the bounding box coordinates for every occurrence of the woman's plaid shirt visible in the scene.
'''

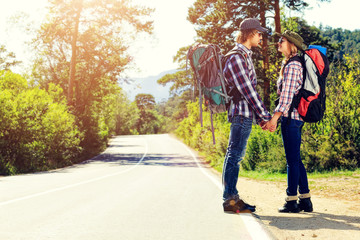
[275,57,303,121]
[223,43,271,123]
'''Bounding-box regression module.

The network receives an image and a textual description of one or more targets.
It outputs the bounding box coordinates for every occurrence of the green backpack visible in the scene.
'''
[187,43,246,144]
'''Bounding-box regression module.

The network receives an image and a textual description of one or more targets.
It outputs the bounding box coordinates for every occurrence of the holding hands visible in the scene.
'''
[261,112,282,133]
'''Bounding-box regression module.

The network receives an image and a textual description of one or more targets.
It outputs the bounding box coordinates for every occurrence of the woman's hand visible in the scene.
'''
[268,112,282,132]
[267,118,277,132]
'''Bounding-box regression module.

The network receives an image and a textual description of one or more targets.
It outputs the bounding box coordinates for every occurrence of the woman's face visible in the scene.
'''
[278,37,291,57]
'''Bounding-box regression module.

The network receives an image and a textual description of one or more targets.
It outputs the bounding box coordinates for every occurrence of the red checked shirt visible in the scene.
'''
[223,43,271,123]
[275,55,303,121]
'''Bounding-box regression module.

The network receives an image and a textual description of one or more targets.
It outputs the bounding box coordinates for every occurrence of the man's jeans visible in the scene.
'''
[281,117,310,196]
[222,115,253,200]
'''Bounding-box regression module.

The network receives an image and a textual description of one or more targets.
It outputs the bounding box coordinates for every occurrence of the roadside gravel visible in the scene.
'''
[236,175,360,240]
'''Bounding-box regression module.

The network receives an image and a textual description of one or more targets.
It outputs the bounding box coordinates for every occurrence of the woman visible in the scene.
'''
[267,30,313,213]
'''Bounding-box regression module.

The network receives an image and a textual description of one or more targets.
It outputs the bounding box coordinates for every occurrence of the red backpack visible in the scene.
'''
[288,46,330,123]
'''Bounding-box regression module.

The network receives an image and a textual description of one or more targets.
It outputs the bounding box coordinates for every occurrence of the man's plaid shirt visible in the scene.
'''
[275,56,303,121]
[223,43,271,123]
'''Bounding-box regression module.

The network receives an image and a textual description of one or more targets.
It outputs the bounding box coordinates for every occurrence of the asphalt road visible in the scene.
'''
[0,134,272,240]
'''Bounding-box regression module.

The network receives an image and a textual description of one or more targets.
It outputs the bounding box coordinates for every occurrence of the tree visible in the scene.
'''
[134,94,165,134]
[281,17,341,62]
[33,0,153,105]
[135,93,156,111]
[114,92,139,135]
[32,0,154,154]
[185,0,331,109]
[0,71,82,175]
[0,45,21,71]
[322,27,360,61]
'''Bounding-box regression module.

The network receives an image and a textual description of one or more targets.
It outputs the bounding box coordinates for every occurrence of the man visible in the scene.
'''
[222,18,272,213]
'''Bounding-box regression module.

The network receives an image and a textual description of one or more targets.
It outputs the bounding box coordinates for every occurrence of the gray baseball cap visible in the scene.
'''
[239,18,269,33]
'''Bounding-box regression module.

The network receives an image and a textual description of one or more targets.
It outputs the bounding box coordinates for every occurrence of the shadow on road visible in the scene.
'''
[86,153,206,168]
[258,212,360,231]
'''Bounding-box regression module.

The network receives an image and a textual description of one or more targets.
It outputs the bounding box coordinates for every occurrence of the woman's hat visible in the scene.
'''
[277,30,305,50]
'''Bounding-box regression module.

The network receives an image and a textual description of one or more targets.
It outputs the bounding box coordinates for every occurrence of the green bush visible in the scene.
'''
[241,126,286,173]
[175,101,229,169]
[0,71,82,175]
[301,54,360,170]
[175,100,286,173]
[175,54,360,173]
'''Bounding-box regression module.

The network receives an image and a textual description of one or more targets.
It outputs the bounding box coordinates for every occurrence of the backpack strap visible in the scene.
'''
[222,48,248,105]
[223,48,248,68]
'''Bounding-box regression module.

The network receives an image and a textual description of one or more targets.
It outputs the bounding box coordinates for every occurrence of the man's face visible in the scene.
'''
[251,31,263,47]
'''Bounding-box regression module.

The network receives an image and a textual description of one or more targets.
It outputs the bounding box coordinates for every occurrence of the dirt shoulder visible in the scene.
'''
[236,175,360,240]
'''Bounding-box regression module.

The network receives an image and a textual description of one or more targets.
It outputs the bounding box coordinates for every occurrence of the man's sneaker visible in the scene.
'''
[223,196,256,213]
[223,198,241,213]
[237,198,256,212]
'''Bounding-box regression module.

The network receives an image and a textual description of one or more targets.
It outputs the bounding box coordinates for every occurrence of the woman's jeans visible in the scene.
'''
[281,117,310,196]
[222,115,253,200]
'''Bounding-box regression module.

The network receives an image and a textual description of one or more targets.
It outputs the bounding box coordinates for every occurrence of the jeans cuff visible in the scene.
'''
[285,195,298,201]
[299,193,311,199]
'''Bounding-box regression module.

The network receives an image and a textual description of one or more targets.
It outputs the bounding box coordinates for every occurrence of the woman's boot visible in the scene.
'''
[278,196,300,213]
[298,193,313,212]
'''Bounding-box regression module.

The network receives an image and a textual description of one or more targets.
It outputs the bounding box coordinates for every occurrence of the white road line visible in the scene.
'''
[0,136,149,207]
[181,141,223,190]
[179,139,273,240]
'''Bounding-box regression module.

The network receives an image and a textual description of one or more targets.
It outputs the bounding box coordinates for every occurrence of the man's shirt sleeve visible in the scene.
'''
[225,54,271,122]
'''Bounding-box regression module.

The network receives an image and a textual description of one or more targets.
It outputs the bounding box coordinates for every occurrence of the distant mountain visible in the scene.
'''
[121,69,178,103]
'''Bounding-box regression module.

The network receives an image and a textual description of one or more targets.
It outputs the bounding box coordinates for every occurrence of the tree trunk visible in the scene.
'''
[274,0,282,59]
[259,2,270,110]
[68,0,83,106]
[274,0,281,34]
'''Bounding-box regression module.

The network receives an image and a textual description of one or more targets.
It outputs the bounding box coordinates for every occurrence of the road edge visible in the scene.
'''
[171,134,277,240]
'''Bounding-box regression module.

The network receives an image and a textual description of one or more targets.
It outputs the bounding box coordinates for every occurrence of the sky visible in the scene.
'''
[0,0,358,79]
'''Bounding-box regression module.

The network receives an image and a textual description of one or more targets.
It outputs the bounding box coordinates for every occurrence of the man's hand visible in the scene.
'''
[260,121,268,130]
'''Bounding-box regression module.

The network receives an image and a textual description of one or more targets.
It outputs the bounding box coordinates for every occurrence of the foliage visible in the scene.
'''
[114,93,139,135]
[165,1,332,112]
[175,99,286,173]
[174,52,360,173]
[157,70,193,96]
[186,0,314,51]
[281,17,341,62]
[0,45,21,71]
[133,94,166,134]
[241,126,286,173]
[322,28,360,61]
[0,71,82,175]
[156,92,192,132]
[135,93,156,110]
[31,0,154,157]
[175,100,230,170]
[301,53,360,171]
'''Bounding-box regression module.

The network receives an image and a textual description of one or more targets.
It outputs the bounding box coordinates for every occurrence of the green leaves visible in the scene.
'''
[173,52,360,173]
[0,71,82,175]
[29,0,155,159]
[0,45,21,71]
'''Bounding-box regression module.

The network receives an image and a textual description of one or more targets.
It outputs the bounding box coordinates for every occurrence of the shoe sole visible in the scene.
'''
[224,199,256,213]
[300,209,313,212]
[224,209,253,214]
[278,208,300,213]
